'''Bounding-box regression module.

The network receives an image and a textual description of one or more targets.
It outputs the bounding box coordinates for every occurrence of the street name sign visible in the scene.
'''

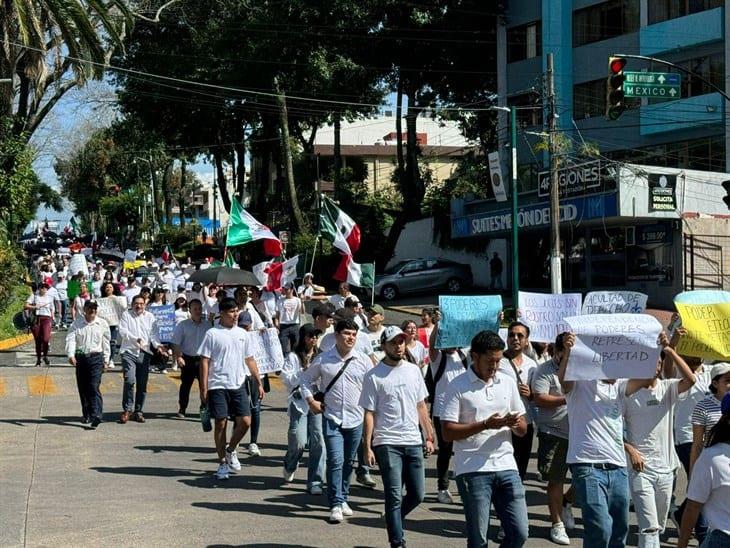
[623,71,681,99]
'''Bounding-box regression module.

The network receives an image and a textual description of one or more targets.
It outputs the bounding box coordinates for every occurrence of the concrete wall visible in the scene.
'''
[390,217,508,288]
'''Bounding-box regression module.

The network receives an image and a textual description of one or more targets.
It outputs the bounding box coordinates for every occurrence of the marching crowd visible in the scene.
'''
[21,249,730,548]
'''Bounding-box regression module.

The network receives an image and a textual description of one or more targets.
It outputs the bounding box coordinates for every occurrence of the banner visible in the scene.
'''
[519,291,582,343]
[563,313,662,381]
[68,254,89,277]
[675,301,730,360]
[436,295,502,349]
[149,304,175,343]
[66,280,92,300]
[252,327,285,375]
[648,173,676,212]
[582,291,648,315]
[123,249,146,271]
[488,151,508,202]
[675,290,730,305]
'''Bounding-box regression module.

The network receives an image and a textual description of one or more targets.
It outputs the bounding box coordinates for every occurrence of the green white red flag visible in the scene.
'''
[226,199,282,256]
[319,195,360,255]
[334,254,374,288]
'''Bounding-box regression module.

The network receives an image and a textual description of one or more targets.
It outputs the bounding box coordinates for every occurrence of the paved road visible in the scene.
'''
[0,329,692,547]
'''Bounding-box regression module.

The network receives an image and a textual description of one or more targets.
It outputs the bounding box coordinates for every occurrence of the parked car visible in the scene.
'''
[374,258,473,301]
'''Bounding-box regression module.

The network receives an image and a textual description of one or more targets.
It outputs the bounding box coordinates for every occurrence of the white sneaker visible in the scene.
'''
[106,363,115,370]
[309,485,323,495]
[341,502,353,516]
[437,489,454,504]
[329,505,344,523]
[215,462,230,480]
[226,448,241,471]
[283,468,295,483]
[550,522,570,545]
[248,442,261,456]
[561,504,575,530]
[171,365,179,372]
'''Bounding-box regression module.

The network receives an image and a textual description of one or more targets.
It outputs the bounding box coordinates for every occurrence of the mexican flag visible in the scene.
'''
[319,196,361,255]
[226,199,282,257]
[334,254,374,288]
[253,256,299,291]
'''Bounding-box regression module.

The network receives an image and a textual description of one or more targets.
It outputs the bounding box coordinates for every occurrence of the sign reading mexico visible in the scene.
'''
[582,291,647,315]
[519,291,582,343]
[674,290,730,360]
[563,313,662,381]
[436,295,502,349]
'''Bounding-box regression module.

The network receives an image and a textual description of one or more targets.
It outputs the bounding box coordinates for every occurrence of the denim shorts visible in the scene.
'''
[207,385,250,419]
[537,431,569,483]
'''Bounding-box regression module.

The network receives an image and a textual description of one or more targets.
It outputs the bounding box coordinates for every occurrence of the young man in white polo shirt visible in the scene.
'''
[360,326,435,548]
[441,330,528,548]
[198,298,265,480]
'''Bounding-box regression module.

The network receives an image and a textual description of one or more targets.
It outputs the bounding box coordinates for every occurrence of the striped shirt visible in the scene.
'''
[691,395,723,442]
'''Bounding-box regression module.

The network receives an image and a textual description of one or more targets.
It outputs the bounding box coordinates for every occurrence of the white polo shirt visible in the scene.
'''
[686,442,730,535]
[440,368,525,476]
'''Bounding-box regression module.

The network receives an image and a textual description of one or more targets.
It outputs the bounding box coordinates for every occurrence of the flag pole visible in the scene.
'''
[371,261,376,307]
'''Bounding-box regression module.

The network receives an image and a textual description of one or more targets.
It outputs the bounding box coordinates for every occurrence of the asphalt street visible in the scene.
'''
[0,313,692,548]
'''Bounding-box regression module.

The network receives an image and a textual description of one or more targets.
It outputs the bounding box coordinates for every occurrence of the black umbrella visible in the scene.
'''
[187,266,259,287]
[94,248,125,262]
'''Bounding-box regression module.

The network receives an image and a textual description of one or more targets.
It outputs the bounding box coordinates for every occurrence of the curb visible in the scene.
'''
[0,333,33,351]
[382,305,421,316]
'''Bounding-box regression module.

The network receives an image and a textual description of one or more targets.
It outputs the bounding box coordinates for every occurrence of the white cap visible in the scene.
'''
[380,326,405,344]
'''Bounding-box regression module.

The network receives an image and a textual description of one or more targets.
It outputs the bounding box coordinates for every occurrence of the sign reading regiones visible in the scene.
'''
[538,160,602,198]
[252,327,285,374]
[149,305,175,343]
[563,313,663,381]
[519,291,582,343]
[648,174,676,212]
[436,295,502,349]
[582,291,648,315]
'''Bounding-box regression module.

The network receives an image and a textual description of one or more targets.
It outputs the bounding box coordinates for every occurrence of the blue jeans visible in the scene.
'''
[571,464,629,548]
[121,351,151,413]
[374,445,425,547]
[455,470,528,548]
[675,442,708,542]
[701,530,730,548]
[284,403,325,491]
[323,418,362,508]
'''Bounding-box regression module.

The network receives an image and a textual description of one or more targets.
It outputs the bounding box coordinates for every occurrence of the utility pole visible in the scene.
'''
[547,53,563,294]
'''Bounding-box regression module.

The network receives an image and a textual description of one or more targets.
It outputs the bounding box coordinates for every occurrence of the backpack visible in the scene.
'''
[425,348,468,404]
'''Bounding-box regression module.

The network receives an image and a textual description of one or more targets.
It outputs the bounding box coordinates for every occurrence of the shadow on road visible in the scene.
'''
[0,416,89,429]
[91,466,209,478]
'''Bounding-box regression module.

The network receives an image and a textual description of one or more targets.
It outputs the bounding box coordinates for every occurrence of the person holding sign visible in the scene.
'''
[440,330,528,548]
[622,335,696,548]
[558,332,666,548]
[96,282,127,370]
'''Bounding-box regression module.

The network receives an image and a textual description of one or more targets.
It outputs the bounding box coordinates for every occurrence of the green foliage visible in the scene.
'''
[98,192,141,232]
[155,223,199,253]
[0,284,30,340]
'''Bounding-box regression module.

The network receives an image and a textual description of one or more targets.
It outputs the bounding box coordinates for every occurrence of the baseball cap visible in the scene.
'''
[57,272,65,278]
[238,311,253,327]
[365,304,385,316]
[344,297,361,308]
[711,362,730,379]
[722,392,730,415]
[380,325,405,344]
[300,323,323,338]
[312,304,335,319]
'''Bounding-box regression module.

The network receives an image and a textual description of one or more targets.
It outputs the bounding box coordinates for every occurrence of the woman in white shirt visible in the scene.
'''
[71,281,92,322]
[24,283,55,366]
[95,282,127,368]
[281,323,325,495]
[275,283,303,353]
[402,319,428,374]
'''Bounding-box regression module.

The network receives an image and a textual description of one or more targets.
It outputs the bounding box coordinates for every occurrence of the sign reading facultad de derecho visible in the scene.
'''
[538,160,602,198]
[648,173,676,212]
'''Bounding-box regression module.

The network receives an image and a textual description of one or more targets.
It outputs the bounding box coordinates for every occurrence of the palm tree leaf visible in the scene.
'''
[13,1,45,50]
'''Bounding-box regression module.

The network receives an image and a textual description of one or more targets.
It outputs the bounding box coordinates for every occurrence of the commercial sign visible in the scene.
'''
[623,71,681,99]
[451,192,618,238]
[488,151,508,202]
[538,160,603,198]
[648,173,676,212]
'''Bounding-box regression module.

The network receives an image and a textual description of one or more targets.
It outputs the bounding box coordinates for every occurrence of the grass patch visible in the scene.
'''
[0,284,30,340]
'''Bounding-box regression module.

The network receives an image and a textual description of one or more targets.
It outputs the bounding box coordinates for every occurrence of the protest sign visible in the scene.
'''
[68,254,89,277]
[253,327,285,375]
[519,291,582,343]
[582,291,647,315]
[149,305,175,343]
[675,290,730,305]
[436,295,502,349]
[563,313,662,381]
[675,301,730,360]
[66,280,92,300]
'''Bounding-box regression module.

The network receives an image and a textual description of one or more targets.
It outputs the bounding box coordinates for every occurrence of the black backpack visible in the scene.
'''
[425,349,468,404]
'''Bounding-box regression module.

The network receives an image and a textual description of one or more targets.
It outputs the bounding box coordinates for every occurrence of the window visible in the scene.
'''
[646,52,725,104]
[606,137,726,172]
[573,0,640,46]
[574,78,640,119]
[507,92,542,127]
[507,21,541,63]
[648,0,723,24]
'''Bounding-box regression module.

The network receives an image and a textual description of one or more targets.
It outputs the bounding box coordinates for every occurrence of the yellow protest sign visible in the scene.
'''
[124,260,146,270]
[675,302,730,360]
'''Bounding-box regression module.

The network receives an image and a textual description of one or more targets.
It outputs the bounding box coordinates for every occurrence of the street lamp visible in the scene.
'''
[133,156,157,238]
[489,105,519,313]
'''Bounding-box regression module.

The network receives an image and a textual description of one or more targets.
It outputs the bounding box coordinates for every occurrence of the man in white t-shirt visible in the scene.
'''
[623,337,696,548]
[198,297,265,480]
[360,326,434,548]
[362,304,386,362]
[499,321,538,481]
[441,329,528,548]
[328,282,353,310]
[558,332,659,548]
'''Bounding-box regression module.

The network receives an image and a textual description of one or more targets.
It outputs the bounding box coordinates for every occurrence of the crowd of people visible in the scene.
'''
[21,249,730,548]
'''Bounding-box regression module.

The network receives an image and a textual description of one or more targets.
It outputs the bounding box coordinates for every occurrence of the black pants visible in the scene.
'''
[433,416,452,491]
[278,323,299,354]
[75,353,104,421]
[178,355,200,413]
[512,423,534,481]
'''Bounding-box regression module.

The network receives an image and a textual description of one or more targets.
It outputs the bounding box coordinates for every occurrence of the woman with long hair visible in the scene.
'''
[401,319,428,374]
[280,323,326,495]
[71,280,91,323]
[24,282,55,366]
[96,281,127,369]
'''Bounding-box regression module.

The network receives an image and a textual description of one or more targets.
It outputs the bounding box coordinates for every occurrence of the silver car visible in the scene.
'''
[374,258,473,301]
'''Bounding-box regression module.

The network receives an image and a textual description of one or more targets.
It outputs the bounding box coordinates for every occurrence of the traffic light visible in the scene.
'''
[606,56,627,121]
[723,180,730,210]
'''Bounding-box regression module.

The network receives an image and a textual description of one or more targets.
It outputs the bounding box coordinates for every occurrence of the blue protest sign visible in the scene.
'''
[436,295,502,349]
[675,290,730,305]
[150,304,176,343]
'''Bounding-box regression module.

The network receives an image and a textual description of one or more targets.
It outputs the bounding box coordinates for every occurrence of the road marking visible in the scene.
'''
[27,374,58,396]
[166,374,182,387]
[0,377,6,396]
[268,375,283,390]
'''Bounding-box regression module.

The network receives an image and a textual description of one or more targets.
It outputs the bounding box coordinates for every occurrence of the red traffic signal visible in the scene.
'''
[610,57,626,74]
[606,56,627,121]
